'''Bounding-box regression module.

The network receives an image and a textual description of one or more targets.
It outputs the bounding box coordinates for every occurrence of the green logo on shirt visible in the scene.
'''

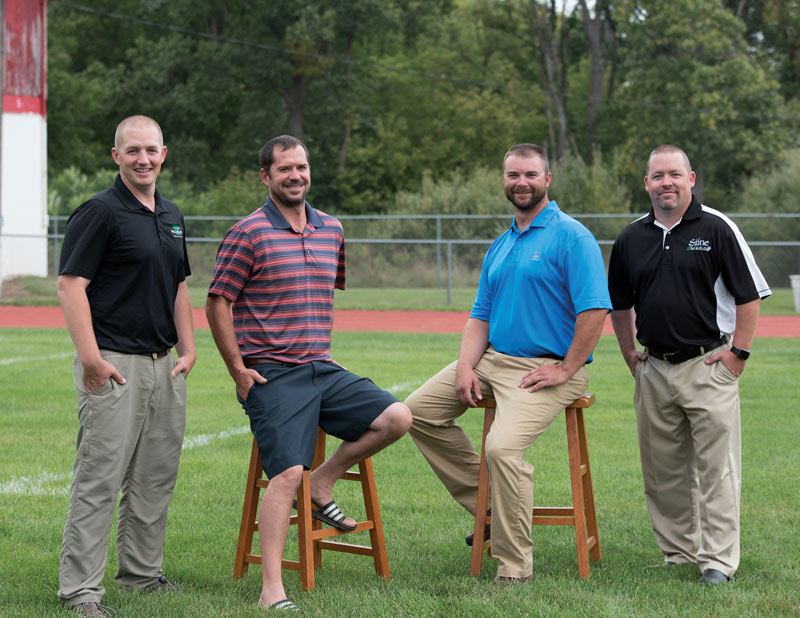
[171,225,183,238]
[687,237,710,251]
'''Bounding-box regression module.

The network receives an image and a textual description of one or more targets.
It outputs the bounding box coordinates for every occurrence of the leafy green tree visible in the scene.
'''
[740,148,800,213]
[613,0,793,205]
[726,0,800,100]
[333,1,539,212]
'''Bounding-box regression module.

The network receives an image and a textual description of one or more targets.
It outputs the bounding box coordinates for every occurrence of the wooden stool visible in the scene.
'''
[233,428,390,590]
[469,394,601,578]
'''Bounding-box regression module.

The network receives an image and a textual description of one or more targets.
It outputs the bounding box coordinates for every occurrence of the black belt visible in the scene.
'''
[539,353,564,361]
[243,357,300,368]
[142,349,170,359]
[647,337,726,364]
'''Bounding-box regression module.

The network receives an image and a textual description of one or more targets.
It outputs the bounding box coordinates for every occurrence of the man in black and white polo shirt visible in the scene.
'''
[607,145,770,586]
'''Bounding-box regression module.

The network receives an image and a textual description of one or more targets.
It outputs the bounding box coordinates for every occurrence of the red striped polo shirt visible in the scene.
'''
[208,198,346,363]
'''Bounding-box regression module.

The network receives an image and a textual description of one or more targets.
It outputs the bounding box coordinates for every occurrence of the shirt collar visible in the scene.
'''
[261,195,324,230]
[511,200,559,234]
[112,174,164,213]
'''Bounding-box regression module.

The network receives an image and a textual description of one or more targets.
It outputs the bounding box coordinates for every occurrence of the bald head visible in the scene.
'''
[115,115,164,149]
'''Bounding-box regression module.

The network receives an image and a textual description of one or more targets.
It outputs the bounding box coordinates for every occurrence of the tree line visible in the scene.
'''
[47,0,800,216]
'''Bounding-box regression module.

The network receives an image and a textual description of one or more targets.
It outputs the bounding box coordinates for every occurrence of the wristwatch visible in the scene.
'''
[730,346,750,360]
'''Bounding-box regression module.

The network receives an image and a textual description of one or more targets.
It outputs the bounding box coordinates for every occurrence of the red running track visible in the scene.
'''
[0,306,798,337]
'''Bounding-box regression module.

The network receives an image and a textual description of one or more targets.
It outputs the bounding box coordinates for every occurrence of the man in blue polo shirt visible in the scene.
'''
[406,143,611,585]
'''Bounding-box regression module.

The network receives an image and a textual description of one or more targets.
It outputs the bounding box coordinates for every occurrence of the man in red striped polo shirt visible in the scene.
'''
[206,135,411,611]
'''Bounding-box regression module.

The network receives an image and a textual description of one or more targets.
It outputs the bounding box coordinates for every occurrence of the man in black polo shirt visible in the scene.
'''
[608,145,770,586]
[57,115,195,617]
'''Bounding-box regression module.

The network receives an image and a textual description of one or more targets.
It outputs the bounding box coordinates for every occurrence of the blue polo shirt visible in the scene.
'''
[470,200,611,360]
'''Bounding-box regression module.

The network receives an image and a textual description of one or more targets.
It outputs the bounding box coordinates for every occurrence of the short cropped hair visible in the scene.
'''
[259,135,310,171]
[503,143,549,175]
[646,145,692,176]
[114,115,163,149]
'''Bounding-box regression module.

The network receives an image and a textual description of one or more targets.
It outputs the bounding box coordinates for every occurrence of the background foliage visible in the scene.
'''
[47,0,800,216]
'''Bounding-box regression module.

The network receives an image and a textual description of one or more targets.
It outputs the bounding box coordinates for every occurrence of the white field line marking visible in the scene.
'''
[181,425,250,450]
[0,470,72,497]
[386,380,421,395]
[0,425,251,496]
[0,352,72,365]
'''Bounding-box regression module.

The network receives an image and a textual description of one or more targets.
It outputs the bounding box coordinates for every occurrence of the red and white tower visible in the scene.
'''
[1,0,47,281]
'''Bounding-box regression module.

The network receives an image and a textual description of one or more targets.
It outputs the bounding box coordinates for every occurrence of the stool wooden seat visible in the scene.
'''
[469,394,601,578]
[233,428,390,590]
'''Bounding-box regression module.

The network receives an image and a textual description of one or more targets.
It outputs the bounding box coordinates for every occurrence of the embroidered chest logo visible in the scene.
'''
[531,252,542,261]
[170,225,184,238]
[687,238,710,252]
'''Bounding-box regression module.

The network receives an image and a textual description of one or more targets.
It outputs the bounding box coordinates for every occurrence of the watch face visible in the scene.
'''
[732,347,750,360]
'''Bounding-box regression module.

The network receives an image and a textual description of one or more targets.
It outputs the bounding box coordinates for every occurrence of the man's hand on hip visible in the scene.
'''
[82,358,125,392]
[623,350,647,376]
[455,364,482,407]
[234,367,268,402]
[172,353,196,379]
[707,349,745,377]
[519,363,571,392]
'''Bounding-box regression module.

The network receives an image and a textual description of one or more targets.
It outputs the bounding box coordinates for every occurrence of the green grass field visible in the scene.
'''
[1,330,798,617]
[3,276,800,314]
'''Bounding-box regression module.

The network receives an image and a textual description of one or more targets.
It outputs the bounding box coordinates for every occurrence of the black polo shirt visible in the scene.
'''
[59,175,191,354]
[607,197,770,351]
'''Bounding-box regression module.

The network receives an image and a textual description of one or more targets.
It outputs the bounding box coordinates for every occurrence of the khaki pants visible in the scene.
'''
[406,346,588,578]
[634,347,741,577]
[58,351,186,606]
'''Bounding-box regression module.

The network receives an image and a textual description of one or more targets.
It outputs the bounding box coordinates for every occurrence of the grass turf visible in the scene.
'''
[2,276,799,314]
[0,331,798,617]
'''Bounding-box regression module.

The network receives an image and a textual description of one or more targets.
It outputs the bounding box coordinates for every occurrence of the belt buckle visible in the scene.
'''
[661,351,679,361]
[151,352,159,360]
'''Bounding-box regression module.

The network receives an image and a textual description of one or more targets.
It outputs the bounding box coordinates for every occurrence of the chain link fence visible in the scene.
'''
[45,213,800,300]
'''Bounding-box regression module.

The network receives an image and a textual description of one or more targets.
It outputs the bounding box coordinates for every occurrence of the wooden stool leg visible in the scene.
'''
[296,468,316,591]
[576,409,601,562]
[359,456,391,579]
[470,406,495,576]
[565,407,590,578]
[233,438,263,578]
[311,430,326,570]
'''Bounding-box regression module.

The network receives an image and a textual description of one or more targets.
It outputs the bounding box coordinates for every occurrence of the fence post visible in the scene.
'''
[446,241,452,305]
[436,216,442,289]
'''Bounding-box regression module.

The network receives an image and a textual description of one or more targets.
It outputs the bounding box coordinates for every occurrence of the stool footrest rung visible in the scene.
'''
[311,521,375,539]
[533,516,576,526]
[532,507,574,516]
[318,540,375,556]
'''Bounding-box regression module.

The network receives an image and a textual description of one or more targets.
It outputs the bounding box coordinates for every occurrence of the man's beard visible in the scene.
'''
[274,183,308,208]
[506,187,546,211]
